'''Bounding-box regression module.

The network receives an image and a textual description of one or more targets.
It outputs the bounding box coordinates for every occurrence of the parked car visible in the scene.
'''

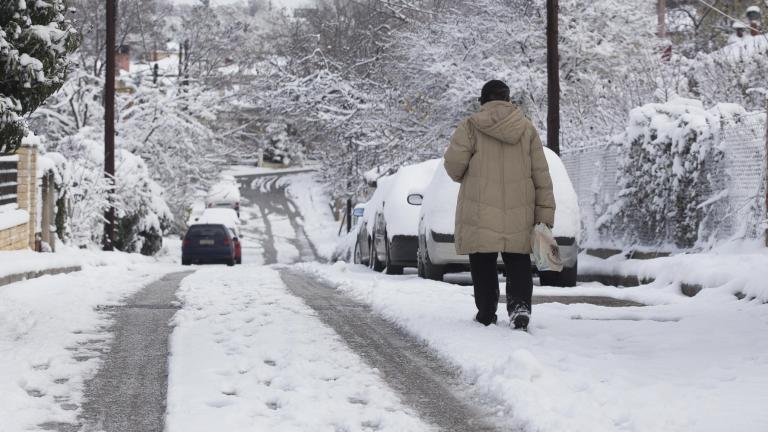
[331,203,367,264]
[192,208,242,264]
[355,159,441,274]
[415,148,581,286]
[181,224,237,266]
[354,176,395,269]
[206,180,241,216]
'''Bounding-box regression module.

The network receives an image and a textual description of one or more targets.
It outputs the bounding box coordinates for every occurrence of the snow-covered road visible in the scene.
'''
[4,169,766,432]
[166,171,500,431]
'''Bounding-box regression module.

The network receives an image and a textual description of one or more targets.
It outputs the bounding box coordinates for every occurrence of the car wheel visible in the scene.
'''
[384,236,403,275]
[423,248,444,281]
[182,258,191,266]
[227,258,236,267]
[539,262,578,287]
[370,240,385,272]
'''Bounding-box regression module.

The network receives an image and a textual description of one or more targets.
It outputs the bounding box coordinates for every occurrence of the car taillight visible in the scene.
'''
[183,239,190,246]
[223,238,231,245]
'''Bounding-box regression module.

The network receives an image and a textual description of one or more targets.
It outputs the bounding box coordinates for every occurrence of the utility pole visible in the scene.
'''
[657,0,667,38]
[546,0,560,155]
[103,0,116,251]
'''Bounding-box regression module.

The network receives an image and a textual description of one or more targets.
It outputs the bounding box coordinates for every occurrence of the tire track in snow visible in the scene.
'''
[279,268,506,432]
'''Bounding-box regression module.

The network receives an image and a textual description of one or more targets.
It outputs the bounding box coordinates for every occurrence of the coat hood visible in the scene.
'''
[469,100,527,145]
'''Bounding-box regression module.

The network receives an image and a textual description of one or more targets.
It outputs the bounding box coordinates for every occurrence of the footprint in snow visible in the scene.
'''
[206,398,236,408]
[361,420,382,431]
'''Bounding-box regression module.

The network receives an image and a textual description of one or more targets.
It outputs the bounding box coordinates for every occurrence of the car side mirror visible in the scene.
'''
[407,193,423,206]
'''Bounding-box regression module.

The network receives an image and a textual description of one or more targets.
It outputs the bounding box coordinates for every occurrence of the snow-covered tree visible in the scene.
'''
[49,127,172,252]
[31,67,226,230]
[0,0,79,154]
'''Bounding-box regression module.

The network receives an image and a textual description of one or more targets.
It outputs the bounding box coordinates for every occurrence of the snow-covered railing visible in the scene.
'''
[561,109,767,250]
[0,155,19,209]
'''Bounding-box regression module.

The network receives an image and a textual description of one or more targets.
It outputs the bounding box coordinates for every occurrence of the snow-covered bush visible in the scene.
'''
[48,128,172,253]
[601,98,747,248]
[690,37,768,111]
[0,0,79,154]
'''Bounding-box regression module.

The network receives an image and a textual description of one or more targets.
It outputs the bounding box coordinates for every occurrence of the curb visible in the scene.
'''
[578,273,705,298]
[0,265,83,288]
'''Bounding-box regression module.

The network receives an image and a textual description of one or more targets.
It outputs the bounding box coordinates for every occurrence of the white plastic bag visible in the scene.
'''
[531,223,563,272]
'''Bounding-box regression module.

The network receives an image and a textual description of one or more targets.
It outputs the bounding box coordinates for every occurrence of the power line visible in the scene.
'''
[695,0,767,41]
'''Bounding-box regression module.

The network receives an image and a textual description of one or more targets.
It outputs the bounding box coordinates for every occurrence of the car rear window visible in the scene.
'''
[186,225,228,239]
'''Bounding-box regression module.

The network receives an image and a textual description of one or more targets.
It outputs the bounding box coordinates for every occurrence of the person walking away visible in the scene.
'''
[443,80,555,330]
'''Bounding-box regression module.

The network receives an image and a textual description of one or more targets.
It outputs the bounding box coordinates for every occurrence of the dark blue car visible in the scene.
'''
[182,224,236,266]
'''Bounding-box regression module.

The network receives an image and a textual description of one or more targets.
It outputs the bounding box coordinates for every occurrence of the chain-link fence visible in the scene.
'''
[562,111,767,250]
[716,111,767,240]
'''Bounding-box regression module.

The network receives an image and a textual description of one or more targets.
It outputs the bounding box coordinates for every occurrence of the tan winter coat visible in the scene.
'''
[444,100,555,255]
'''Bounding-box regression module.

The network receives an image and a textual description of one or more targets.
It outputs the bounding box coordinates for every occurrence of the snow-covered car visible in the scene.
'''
[205,180,241,216]
[415,148,580,286]
[332,203,368,263]
[355,159,441,274]
[191,208,242,264]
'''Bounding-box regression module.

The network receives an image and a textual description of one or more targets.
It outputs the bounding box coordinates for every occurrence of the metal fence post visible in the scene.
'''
[764,102,768,247]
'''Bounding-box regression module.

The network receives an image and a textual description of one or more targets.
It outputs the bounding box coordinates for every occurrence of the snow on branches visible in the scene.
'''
[0,0,79,154]
[48,127,172,253]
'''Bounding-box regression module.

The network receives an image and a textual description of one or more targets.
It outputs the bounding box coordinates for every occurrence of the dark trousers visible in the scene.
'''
[469,252,533,326]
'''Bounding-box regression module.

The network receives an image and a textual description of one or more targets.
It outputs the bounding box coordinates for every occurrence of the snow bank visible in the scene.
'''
[166,266,430,431]
[0,257,175,431]
[0,244,168,280]
[581,239,768,301]
[299,262,768,432]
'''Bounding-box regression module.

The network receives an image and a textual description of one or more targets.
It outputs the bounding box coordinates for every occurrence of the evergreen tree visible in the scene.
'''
[0,0,79,154]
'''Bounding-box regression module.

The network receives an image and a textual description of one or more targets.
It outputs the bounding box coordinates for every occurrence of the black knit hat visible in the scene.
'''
[480,80,510,105]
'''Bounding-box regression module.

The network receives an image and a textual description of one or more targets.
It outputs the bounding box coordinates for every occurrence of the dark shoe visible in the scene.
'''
[475,313,498,326]
[509,304,530,330]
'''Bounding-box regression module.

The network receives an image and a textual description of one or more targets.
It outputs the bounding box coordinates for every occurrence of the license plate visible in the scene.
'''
[199,239,214,245]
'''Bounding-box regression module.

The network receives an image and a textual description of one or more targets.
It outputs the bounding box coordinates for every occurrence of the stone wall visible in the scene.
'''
[0,222,30,250]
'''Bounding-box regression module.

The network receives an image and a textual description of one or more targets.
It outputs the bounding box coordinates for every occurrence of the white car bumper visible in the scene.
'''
[426,231,578,269]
